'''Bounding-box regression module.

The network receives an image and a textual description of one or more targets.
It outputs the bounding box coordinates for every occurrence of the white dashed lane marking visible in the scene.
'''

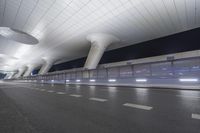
[192,114,200,120]
[47,90,54,93]
[69,94,82,97]
[123,103,153,110]
[40,89,46,91]
[56,92,66,95]
[89,97,108,102]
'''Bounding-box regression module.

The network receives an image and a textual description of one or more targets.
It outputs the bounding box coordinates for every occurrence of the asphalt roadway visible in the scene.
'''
[0,81,200,133]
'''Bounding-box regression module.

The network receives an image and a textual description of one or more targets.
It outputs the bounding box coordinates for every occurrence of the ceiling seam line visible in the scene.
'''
[150,0,174,33]
[22,0,40,31]
[34,0,74,37]
[161,0,178,31]
[11,0,24,28]
[1,0,7,25]
[29,0,57,33]
[35,0,92,40]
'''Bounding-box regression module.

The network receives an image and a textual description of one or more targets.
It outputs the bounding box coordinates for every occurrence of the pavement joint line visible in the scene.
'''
[176,95,200,99]
[69,94,82,97]
[56,92,66,94]
[123,103,153,110]
[89,97,108,102]
[192,113,200,120]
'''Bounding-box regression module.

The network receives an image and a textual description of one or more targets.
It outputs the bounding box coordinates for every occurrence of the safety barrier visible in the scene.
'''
[14,56,200,89]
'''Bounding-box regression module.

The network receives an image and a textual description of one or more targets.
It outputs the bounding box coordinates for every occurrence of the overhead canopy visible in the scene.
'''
[0,0,199,72]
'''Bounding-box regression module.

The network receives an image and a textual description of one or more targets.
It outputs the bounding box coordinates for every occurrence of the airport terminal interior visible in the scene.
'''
[0,0,200,132]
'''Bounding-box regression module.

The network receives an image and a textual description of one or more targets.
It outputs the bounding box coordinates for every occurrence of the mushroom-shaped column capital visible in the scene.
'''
[86,33,120,49]
[84,33,120,69]
[39,58,55,75]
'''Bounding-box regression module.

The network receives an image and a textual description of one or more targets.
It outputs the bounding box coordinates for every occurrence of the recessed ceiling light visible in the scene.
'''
[0,27,39,45]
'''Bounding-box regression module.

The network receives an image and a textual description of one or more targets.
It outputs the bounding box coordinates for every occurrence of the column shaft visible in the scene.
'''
[84,33,119,69]
[16,67,27,78]
[23,66,34,77]
[39,62,53,74]
[84,43,106,69]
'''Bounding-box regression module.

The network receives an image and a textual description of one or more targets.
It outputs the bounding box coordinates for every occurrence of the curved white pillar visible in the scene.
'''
[15,67,27,78]
[39,60,53,75]
[23,65,36,77]
[8,72,16,79]
[84,33,120,69]
[12,72,18,79]
[4,72,14,79]
[11,72,17,79]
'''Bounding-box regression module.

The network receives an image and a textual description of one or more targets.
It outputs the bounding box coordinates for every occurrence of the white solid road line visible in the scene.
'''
[56,92,66,94]
[192,114,200,120]
[69,94,82,97]
[47,90,54,93]
[89,97,108,102]
[176,95,200,99]
[123,103,153,110]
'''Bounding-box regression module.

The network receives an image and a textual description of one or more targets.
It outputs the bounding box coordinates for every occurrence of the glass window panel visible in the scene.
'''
[134,64,151,77]
[119,66,133,78]
[76,71,82,79]
[108,67,119,78]
[173,58,200,76]
[83,71,89,79]
[70,72,76,79]
[89,70,97,78]
[65,73,70,79]
[97,69,107,78]
[151,62,173,77]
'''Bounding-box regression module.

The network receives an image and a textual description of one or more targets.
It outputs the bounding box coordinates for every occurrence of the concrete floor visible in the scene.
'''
[0,82,200,133]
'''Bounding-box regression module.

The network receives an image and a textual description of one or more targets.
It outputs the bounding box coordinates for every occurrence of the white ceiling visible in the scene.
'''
[0,0,199,71]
